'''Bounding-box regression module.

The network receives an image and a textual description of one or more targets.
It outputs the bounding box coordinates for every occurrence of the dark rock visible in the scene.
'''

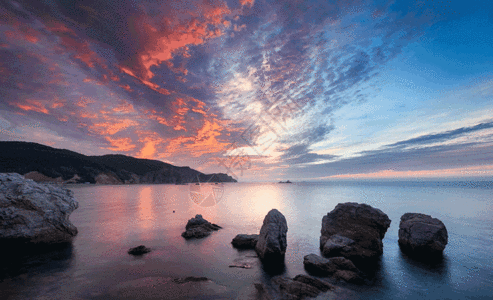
[255,209,288,265]
[398,213,448,257]
[0,173,79,245]
[292,274,334,292]
[232,234,259,249]
[272,276,324,299]
[320,202,391,262]
[128,245,151,255]
[172,276,209,284]
[181,215,222,239]
[303,254,363,283]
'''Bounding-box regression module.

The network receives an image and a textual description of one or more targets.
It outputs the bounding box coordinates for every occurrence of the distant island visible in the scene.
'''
[278,180,292,183]
[0,141,237,184]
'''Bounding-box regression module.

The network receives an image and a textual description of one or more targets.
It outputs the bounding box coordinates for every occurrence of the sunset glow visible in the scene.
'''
[1,0,492,181]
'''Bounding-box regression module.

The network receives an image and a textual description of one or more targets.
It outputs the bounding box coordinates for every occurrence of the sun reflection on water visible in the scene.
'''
[137,186,155,237]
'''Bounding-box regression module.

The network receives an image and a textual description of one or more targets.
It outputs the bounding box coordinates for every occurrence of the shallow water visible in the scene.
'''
[1,181,492,299]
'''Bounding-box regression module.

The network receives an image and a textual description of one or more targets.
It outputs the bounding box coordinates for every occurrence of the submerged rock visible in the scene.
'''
[251,274,333,299]
[303,254,363,283]
[181,215,222,239]
[255,209,288,265]
[0,173,79,245]
[128,245,151,255]
[232,234,259,249]
[398,213,448,257]
[320,202,391,262]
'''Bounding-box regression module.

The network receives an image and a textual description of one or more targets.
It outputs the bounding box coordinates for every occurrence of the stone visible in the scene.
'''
[128,245,151,255]
[398,213,448,257]
[255,209,288,264]
[0,173,79,245]
[231,234,259,249]
[292,274,334,292]
[181,215,222,239]
[272,276,324,299]
[320,202,391,262]
[303,254,363,283]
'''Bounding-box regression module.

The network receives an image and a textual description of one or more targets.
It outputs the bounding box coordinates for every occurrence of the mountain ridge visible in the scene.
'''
[0,141,237,184]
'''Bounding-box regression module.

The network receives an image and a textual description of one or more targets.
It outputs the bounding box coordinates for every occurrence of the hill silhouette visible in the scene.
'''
[0,141,236,184]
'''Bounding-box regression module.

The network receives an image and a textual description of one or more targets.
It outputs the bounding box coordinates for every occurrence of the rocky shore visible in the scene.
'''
[1,173,450,300]
[0,173,79,248]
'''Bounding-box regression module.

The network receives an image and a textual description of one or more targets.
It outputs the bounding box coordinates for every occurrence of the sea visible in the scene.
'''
[1,181,492,299]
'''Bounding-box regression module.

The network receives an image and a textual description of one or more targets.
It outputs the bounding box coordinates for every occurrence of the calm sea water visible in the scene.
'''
[1,181,492,299]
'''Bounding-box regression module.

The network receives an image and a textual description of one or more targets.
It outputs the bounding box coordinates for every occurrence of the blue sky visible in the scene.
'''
[1,0,492,181]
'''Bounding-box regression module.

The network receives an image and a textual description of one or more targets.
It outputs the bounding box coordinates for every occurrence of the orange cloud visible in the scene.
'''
[112,101,135,114]
[133,132,169,159]
[51,101,65,108]
[119,66,171,95]
[89,118,139,135]
[46,22,105,69]
[11,100,49,114]
[76,97,96,108]
[119,2,231,89]
[240,0,255,7]
[105,136,136,152]
[119,84,133,92]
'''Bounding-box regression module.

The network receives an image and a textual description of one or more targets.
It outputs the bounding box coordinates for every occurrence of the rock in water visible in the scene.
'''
[320,202,391,262]
[231,234,259,249]
[128,245,151,255]
[181,214,222,239]
[255,209,288,265]
[0,173,79,245]
[303,254,363,283]
[398,213,448,257]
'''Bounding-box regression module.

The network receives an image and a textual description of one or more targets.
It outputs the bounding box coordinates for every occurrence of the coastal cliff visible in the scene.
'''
[0,141,237,184]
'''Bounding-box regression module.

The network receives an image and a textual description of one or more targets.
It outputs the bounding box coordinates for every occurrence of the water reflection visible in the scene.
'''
[137,186,155,236]
[0,242,75,279]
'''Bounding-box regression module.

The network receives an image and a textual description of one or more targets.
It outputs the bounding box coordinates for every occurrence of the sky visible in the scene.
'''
[1,0,492,182]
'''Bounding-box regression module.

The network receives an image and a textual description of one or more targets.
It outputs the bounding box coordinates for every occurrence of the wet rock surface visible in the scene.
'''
[303,254,363,283]
[398,213,448,257]
[0,173,79,246]
[232,234,259,249]
[255,209,288,265]
[320,202,391,262]
[181,215,222,239]
[245,274,338,300]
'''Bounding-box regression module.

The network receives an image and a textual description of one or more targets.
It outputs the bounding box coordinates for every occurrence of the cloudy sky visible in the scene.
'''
[1,0,492,181]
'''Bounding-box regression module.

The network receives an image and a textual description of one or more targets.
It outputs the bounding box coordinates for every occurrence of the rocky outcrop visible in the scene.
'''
[0,173,79,245]
[95,173,122,184]
[303,254,363,283]
[128,245,151,255]
[398,213,448,257]
[181,215,222,239]
[255,209,288,264]
[0,141,238,184]
[232,234,259,249]
[320,202,391,262]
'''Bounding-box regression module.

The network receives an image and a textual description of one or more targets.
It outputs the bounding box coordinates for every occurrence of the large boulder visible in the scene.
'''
[398,213,448,257]
[320,202,391,262]
[255,209,288,264]
[0,173,79,245]
[303,254,363,283]
[181,215,222,239]
[231,234,259,249]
